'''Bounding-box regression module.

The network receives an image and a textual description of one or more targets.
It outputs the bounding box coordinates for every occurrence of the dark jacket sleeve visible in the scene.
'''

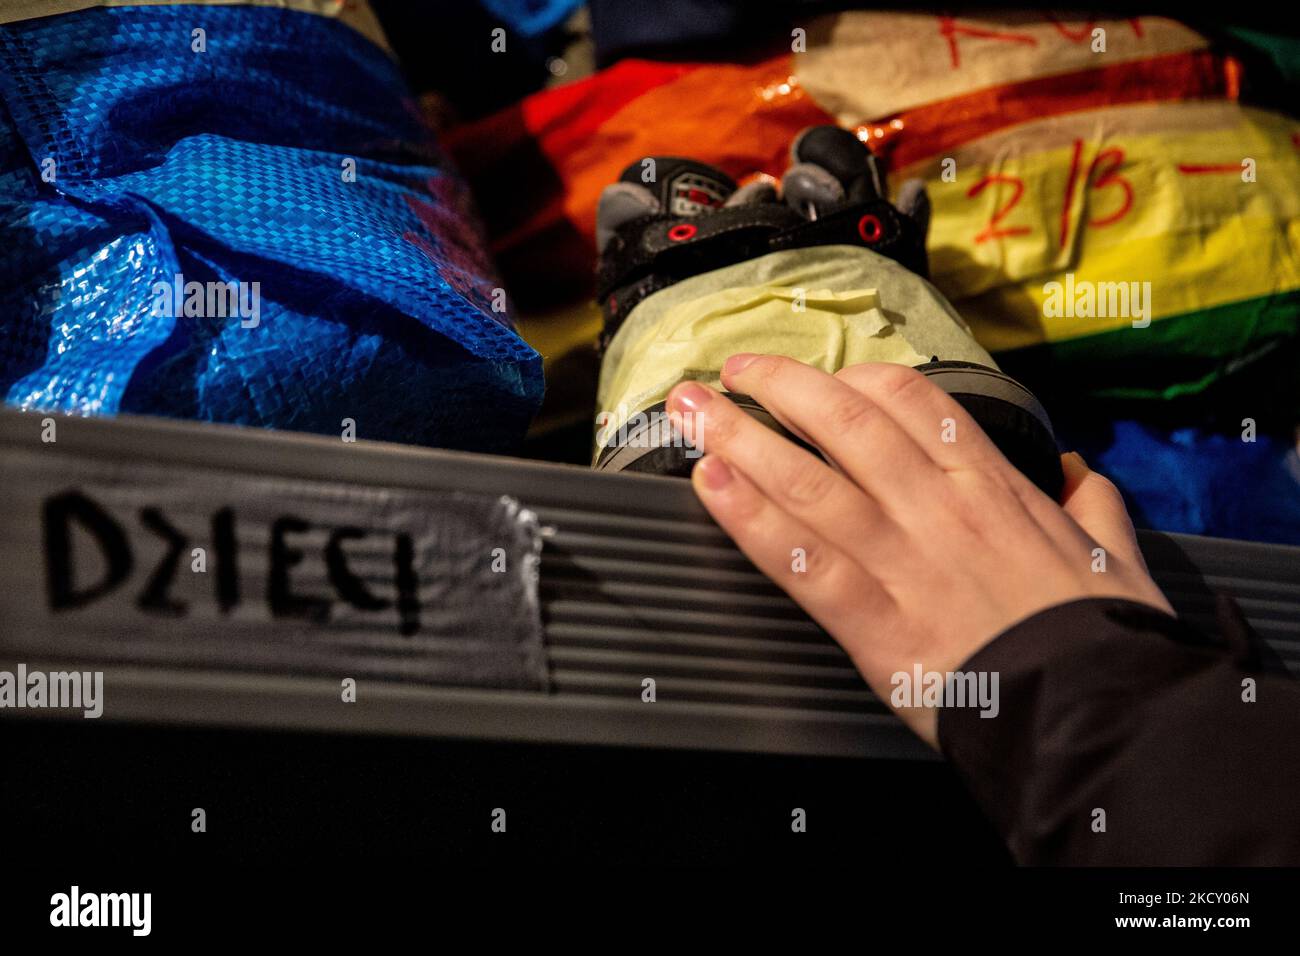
[938,596,1300,865]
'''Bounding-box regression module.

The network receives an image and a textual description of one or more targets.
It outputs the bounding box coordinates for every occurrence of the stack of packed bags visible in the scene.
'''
[449,7,1300,543]
[3,2,1297,543]
[0,0,542,453]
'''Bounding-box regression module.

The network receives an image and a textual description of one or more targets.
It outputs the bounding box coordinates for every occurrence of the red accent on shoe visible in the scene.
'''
[857,214,883,243]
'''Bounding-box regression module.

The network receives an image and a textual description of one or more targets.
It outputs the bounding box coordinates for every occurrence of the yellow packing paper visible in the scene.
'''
[901,102,1300,351]
[596,246,995,454]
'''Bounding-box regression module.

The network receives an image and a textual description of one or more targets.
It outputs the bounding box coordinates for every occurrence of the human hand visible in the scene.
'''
[666,355,1174,748]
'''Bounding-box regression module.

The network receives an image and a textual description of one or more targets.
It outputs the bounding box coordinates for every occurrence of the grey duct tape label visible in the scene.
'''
[0,450,548,690]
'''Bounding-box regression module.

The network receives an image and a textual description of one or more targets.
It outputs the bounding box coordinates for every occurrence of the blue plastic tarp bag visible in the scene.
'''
[0,0,542,452]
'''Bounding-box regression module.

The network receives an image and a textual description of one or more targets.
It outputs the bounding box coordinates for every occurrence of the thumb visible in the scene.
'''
[1058,452,1149,574]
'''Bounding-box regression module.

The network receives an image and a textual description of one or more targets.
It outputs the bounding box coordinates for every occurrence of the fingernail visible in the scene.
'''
[669,381,713,413]
[695,455,734,490]
[1064,450,1088,468]
[723,353,760,376]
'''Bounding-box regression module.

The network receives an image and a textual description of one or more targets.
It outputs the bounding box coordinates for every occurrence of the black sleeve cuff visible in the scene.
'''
[937,597,1300,865]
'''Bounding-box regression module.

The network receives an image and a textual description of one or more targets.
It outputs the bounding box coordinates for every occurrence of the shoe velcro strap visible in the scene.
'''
[596,204,799,302]
[597,198,929,347]
[772,199,928,278]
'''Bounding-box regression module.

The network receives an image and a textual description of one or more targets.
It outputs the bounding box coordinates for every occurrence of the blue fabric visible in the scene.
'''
[1058,419,1300,545]
[480,0,583,37]
[0,5,541,452]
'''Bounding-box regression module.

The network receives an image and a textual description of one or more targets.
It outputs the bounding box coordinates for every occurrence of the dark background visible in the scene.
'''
[3,718,1007,863]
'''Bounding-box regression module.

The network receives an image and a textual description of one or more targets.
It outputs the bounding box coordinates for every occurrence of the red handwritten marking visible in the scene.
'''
[1060,138,1084,248]
[1086,147,1134,229]
[1048,17,1095,43]
[937,15,1037,70]
[968,174,1032,244]
[969,141,1136,248]
[1177,163,1244,174]
[1046,14,1145,43]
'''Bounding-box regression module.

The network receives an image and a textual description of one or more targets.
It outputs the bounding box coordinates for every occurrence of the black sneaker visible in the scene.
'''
[594,129,930,353]
[592,127,1063,499]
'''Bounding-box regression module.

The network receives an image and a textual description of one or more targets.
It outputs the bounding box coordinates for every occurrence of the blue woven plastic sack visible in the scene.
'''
[0,4,542,452]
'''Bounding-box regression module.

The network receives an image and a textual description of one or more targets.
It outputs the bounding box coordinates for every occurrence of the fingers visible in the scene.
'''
[716,355,943,511]
[832,362,1009,475]
[1058,452,1147,572]
[1059,452,1174,613]
[666,380,896,557]
[689,454,896,636]
[763,358,1078,546]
